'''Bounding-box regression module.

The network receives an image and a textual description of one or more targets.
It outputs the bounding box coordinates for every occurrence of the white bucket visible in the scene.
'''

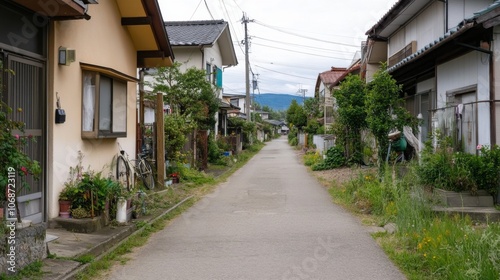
[116,197,127,223]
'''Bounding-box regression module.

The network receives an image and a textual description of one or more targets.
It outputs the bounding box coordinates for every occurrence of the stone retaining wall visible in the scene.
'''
[0,223,46,274]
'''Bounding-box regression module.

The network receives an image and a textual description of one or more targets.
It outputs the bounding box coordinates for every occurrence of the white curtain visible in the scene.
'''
[82,73,95,131]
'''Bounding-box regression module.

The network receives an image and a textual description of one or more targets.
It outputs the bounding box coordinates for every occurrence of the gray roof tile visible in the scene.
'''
[165,20,228,46]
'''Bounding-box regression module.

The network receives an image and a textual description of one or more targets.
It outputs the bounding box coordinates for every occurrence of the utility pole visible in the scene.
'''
[252,73,258,119]
[242,12,253,122]
[298,85,308,105]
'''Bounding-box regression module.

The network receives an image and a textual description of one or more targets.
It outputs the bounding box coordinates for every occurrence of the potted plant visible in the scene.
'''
[59,154,83,218]
[58,186,74,218]
[169,172,180,184]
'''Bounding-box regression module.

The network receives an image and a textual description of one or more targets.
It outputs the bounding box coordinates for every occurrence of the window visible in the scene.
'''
[213,66,222,88]
[82,70,128,138]
[206,63,211,82]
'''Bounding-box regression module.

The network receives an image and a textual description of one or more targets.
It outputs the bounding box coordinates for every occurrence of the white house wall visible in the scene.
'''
[48,1,138,219]
[389,1,444,57]
[417,78,435,94]
[436,51,491,148]
[173,42,223,74]
[447,0,494,30]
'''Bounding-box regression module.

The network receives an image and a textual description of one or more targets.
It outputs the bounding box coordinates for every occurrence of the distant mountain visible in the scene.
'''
[253,93,310,112]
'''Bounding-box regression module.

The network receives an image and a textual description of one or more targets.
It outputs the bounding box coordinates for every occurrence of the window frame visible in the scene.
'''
[80,63,137,139]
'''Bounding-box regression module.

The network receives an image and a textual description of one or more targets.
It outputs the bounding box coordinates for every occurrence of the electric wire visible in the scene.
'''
[252,42,353,60]
[255,65,316,80]
[203,0,215,19]
[254,20,359,48]
[189,0,204,20]
[252,36,356,55]
[219,0,246,56]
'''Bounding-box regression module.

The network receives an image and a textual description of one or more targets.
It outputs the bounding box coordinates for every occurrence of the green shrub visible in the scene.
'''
[71,206,90,219]
[417,140,500,197]
[312,146,345,171]
[304,152,322,166]
[208,136,223,164]
[178,164,214,186]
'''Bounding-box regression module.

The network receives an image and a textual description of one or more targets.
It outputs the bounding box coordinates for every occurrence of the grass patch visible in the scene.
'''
[321,162,500,279]
[0,261,44,280]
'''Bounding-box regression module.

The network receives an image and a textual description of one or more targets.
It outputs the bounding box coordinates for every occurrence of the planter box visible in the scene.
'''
[53,216,105,233]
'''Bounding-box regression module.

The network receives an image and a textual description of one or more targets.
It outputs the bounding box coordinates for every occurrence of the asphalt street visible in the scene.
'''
[107,137,406,280]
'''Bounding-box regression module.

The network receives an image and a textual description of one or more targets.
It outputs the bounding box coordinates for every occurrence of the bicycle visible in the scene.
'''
[116,143,155,191]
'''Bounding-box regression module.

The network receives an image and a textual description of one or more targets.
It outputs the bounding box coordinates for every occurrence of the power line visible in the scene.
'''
[254,20,360,48]
[219,0,245,56]
[252,60,336,71]
[255,65,316,80]
[253,21,363,41]
[252,42,353,60]
[203,0,215,19]
[230,0,244,12]
[189,0,204,20]
[252,36,356,54]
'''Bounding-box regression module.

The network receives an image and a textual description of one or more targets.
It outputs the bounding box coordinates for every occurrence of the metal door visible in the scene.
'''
[4,53,46,223]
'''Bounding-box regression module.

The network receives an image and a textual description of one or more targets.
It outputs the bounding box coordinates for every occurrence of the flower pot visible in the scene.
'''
[59,200,71,218]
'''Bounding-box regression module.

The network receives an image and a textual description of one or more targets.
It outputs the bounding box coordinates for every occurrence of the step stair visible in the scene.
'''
[432,189,500,222]
[435,189,494,207]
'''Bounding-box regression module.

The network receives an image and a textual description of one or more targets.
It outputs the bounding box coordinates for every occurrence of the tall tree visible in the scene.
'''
[365,64,415,169]
[334,74,367,164]
[149,63,219,166]
[286,99,307,129]
[150,62,219,130]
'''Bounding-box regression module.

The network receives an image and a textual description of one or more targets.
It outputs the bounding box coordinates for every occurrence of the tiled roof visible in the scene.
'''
[474,0,500,17]
[319,67,347,86]
[165,20,228,46]
[331,63,360,87]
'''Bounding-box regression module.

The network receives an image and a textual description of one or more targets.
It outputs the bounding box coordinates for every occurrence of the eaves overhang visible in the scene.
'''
[117,0,174,68]
[387,21,475,75]
[12,0,92,20]
[366,0,433,39]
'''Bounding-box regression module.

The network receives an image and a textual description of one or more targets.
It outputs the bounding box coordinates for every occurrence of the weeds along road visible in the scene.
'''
[107,137,405,280]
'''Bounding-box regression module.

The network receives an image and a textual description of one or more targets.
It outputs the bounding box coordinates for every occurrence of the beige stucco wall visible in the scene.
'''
[47,1,138,219]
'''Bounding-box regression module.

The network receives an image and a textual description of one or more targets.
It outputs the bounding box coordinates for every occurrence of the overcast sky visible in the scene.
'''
[159,0,398,97]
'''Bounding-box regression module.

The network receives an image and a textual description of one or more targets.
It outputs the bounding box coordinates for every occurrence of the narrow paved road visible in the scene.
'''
[108,137,405,280]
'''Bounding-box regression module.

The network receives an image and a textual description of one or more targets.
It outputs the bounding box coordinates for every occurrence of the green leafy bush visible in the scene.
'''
[417,139,500,197]
[312,146,345,171]
[304,151,322,166]
[208,136,223,164]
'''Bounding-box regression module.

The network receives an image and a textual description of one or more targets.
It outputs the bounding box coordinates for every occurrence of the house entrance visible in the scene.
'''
[1,53,46,224]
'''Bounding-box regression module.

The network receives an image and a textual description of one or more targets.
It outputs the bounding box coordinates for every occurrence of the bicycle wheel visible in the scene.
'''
[116,155,131,191]
[138,159,155,190]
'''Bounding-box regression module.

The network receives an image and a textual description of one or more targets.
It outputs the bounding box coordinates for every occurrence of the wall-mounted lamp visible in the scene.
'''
[58,47,75,66]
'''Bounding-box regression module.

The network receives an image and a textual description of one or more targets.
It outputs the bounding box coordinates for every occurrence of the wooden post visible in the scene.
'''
[155,93,165,187]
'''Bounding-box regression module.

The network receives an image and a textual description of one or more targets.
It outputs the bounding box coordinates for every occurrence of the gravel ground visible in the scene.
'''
[298,150,377,186]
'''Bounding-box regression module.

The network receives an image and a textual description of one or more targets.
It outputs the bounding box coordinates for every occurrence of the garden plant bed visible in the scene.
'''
[53,216,106,233]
